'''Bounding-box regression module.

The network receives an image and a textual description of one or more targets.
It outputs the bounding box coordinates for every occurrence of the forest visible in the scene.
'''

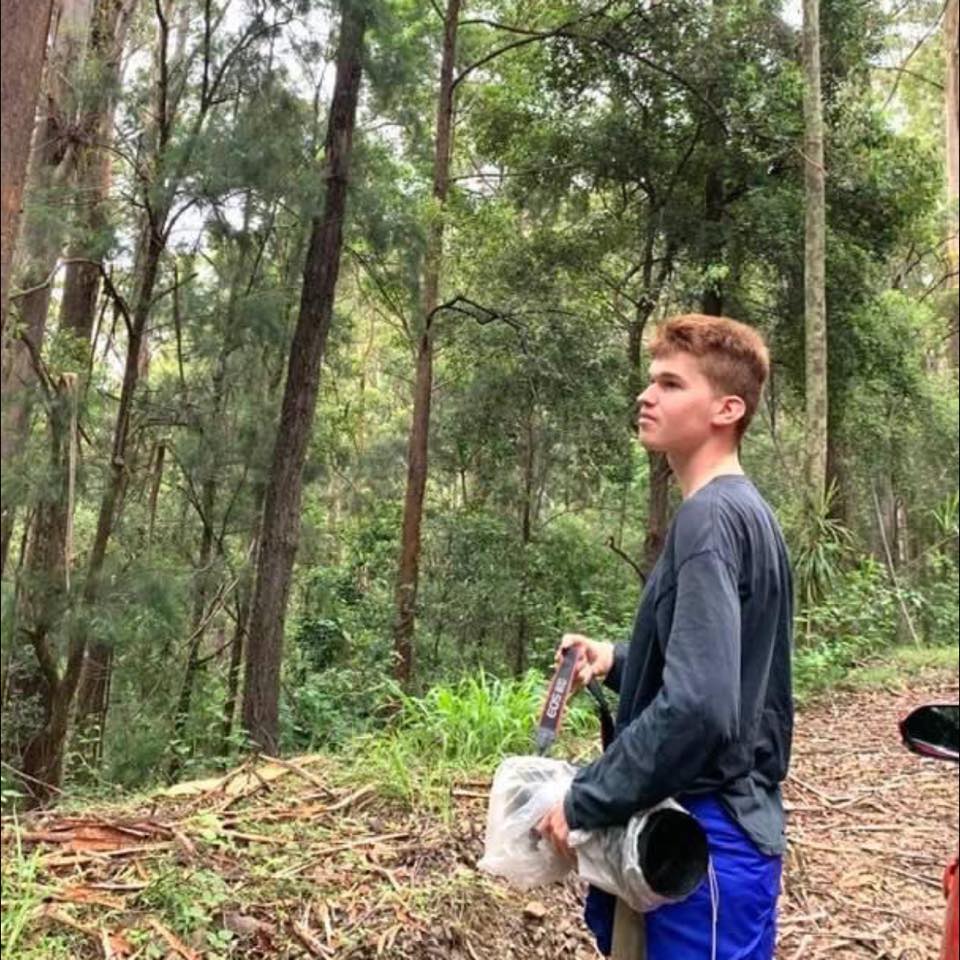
[0,0,957,811]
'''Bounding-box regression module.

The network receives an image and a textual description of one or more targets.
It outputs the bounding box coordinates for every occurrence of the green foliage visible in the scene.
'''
[0,833,49,955]
[135,867,230,941]
[345,669,602,809]
[281,663,389,753]
[0,0,955,806]
[793,555,959,700]
[786,483,855,608]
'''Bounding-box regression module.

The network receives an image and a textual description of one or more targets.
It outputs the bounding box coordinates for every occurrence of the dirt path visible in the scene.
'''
[3,670,957,959]
[480,671,960,959]
[776,677,958,959]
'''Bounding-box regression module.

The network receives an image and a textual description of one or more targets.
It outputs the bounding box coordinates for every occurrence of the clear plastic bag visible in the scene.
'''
[478,757,709,912]
[477,755,577,889]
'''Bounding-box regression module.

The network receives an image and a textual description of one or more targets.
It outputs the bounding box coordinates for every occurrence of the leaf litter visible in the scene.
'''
[2,671,956,958]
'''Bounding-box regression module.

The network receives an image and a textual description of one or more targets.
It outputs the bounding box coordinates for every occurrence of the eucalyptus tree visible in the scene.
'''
[0,0,57,318]
[242,0,370,754]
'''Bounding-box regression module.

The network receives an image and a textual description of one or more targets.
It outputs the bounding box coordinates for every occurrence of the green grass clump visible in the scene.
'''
[1,833,50,957]
[344,669,602,811]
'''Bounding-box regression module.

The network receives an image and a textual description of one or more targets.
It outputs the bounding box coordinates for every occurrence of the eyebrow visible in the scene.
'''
[651,370,686,384]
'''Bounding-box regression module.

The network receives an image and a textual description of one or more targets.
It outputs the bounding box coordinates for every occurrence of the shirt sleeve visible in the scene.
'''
[565,548,742,830]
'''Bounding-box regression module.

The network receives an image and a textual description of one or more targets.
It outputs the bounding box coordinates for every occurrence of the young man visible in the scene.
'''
[538,314,793,959]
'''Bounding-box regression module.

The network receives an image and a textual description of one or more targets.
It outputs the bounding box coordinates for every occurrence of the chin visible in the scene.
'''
[638,435,667,453]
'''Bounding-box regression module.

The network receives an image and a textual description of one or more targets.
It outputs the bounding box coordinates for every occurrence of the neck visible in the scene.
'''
[668,443,744,499]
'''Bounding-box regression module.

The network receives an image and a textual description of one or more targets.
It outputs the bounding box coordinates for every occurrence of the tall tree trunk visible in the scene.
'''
[699,1,727,317]
[635,224,676,575]
[59,0,137,344]
[70,209,166,755]
[241,1,367,753]
[0,0,56,321]
[802,0,828,500]
[168,496,215,775]
[946,0,959,369]
[222,484,264,752]
[513,412,535,676]
[392,0,461,687]
[642,453,671,572]
[18,374,80,804]
[701,159,725,316]
[637,293,671,578]
[1,0,95,577]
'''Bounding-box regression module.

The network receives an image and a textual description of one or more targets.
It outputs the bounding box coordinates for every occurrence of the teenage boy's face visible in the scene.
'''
[636,351,738,455]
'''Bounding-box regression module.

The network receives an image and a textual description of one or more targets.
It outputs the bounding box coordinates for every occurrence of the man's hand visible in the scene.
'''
[537,800,575,861]
[556,633,615,694]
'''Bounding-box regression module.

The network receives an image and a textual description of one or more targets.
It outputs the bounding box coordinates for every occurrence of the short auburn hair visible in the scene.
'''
[648,314,770,438]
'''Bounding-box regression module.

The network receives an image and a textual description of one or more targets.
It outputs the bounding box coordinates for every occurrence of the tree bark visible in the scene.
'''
[241,0,367,753]
[701,158,725,316]
[0,0,56,322]
[392,0,461,687]
[1,0,96,577]
[632,224,676,576]
[802,0,828,500]
[18,374,81,804]
[642,452,671,573]
[512,412,535,676]
[59,0,138,343]
[946,0,959,369]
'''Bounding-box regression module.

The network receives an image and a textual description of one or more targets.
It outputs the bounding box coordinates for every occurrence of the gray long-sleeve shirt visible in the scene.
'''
[564,475,793,855]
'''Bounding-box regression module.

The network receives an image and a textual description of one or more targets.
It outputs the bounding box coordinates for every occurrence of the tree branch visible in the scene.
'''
[607,536,646,584]
[452,2,619,91]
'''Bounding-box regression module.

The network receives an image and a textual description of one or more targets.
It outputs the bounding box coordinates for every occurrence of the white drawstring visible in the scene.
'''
[708,857,720,960]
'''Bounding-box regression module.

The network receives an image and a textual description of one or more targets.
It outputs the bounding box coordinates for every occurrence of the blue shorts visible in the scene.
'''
[585,794,782,959]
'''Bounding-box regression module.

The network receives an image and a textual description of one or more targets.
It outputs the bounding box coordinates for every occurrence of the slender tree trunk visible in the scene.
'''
[636,231,675,575]
[699,1,727,316]
[223,486,263,752]
[701,160,725,316]
[802,0,828,499]
[222,562,252,751]
[59,0,137,344]
[169,325,234,769]
[241,1,367,753]
[18,374,80,803]
[146,440,166,544]
[642,454,671,573]
[69,212,166,766]
[0,0,56,321]
[513,412,535,676]
[946,0,959,369]
[392,0,461,687]
[168,502,214,773]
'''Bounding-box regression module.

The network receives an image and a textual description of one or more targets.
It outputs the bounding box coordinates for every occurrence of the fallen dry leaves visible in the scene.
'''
[777,676,959,959]
[2,675,957,958]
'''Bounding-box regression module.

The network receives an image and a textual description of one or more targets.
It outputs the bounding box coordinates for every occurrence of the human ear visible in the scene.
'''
[713,395,746,428]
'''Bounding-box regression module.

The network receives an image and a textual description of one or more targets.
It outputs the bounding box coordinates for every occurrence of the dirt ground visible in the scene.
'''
[776,676,959,959]
[3,667,957,959]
